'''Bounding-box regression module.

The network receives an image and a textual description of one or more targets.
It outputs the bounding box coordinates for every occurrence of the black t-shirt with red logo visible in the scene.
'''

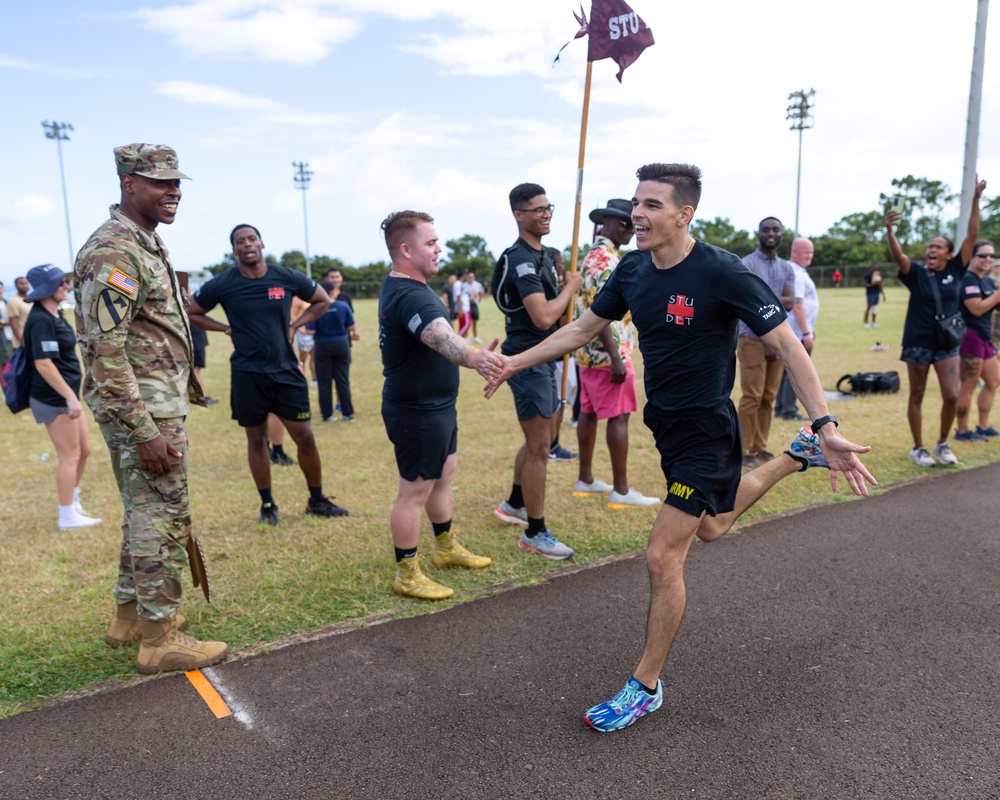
[194,265,316,373]
[589,242,786,414]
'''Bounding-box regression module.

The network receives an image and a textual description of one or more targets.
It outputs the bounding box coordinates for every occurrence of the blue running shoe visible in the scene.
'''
[785,427,830,472]
[976,425,1000,437]
[518,530,573,560]
[584,677,663,733]
[954,429,987,441]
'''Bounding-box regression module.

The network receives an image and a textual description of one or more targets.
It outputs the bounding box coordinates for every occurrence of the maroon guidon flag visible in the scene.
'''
[555,1,655,82]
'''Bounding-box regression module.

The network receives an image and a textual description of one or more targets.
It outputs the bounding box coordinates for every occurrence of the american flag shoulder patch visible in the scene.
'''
[965,285,981,295]
[108,269,138,297]
[407,313,423,333]
[516,263,535,278]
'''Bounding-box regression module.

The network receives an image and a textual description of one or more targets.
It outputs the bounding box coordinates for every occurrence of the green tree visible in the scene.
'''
[879,175,955,250]
[441,234,494,277]
[690,217,756,257]
[979,195,1000,244]
[812,210,887,266]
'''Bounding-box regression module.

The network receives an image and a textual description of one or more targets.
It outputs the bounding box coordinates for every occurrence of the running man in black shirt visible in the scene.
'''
[492,183,583,560]
[487,163,876,733]
[378,211,502,600]
[189,224,349,524]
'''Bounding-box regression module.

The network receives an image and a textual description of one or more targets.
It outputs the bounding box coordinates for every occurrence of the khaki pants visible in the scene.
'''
[737,337,784,454]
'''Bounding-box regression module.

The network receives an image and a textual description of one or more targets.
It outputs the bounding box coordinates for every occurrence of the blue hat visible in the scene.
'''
[24,264,66,302]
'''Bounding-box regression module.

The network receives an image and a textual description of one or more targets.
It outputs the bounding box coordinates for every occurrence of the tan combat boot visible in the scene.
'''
[136,620,228,675]
[105,601,188,648]
[431,529,492,569]
[392,556,455,601]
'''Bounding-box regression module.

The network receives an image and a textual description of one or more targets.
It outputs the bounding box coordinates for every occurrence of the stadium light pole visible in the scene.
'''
[42,120,75,268]
[956,0,989,241]
[786,89,815,236]
[292,161,313,274]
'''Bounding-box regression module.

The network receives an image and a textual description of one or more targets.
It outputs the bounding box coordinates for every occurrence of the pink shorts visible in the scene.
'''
[578,362,637,420]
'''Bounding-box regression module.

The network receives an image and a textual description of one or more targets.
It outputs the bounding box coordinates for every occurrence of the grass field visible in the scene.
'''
[2,283,998,717]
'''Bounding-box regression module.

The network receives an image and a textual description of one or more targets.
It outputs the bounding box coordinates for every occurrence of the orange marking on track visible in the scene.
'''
[186,669,231,719]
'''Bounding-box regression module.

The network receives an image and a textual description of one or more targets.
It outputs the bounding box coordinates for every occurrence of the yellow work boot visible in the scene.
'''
[136,620,228,675]
[104,601,187,648]
[392,556,455,601]
[431,529,492,569]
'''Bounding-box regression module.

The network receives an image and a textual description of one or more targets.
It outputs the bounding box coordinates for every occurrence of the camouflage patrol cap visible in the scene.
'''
[114,143,191,180]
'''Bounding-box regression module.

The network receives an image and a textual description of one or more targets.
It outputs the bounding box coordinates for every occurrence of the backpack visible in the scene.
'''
[3,346,31,413]
[836,371,900,395]
[491,245,555,315]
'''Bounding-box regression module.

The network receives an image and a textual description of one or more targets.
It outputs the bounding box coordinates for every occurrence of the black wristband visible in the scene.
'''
[810,414,839,435]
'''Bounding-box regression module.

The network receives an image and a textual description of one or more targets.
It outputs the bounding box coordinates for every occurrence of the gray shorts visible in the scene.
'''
[30,396,68,424]
[509,361,559,421]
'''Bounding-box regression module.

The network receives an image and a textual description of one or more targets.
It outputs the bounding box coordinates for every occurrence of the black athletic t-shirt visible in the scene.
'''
[379,276,459,412]
[960,271,996,341]
[589,242,787,414]
[194,266,316,373]
[495,238,560,355]
[899,255,966,349]
[25,303,81,406]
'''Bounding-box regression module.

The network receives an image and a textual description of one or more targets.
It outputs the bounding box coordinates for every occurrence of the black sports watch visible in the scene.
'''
[810,414,839,435]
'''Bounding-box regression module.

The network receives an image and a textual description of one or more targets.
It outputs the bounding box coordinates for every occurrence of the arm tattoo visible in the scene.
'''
[420,318,472,367]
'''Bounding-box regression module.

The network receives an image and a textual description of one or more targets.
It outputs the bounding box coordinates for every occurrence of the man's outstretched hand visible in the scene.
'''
[470,338,503,382]
[819,430,877,496]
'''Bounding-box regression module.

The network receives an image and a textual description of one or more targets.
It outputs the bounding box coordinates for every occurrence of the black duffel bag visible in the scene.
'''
[836,371,901,395]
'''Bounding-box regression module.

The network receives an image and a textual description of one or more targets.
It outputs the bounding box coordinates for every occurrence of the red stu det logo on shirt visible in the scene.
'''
[666,294,694,326]
[268,287,286,300]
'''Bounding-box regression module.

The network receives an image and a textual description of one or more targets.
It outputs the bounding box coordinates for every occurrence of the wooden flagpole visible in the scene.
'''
[559,59,593,405]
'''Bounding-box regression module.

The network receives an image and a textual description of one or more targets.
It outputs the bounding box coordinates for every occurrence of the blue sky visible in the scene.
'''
[2,0,998,291]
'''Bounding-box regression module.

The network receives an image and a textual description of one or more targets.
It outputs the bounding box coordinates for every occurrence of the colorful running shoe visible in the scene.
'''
[584,677,663,733]
[518,530,573,560]
[785,427,830,472]
[494,500,528,526]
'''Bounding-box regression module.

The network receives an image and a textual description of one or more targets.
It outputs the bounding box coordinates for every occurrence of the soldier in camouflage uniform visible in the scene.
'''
[73,143,227,675]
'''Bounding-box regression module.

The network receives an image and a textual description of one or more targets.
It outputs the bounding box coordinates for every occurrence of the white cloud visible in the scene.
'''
[4,195,55,222]
[132,0,361,65]
[0,54,87,79]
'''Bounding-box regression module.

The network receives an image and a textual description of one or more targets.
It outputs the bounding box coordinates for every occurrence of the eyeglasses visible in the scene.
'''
[975,252,996,258]
[518,204,555,217]
[60,279,71,287]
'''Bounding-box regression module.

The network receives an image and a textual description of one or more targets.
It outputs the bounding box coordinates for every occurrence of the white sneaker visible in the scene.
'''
[473,337,482,343]
[573,478,613,496]
[58,506,103,530]
[607,488,661,508]
[932,441,958,466]
[864,323,871,328]
[909,447,936,467]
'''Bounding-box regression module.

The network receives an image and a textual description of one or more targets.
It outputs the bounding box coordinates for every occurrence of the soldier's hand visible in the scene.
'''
[137,435,183,476]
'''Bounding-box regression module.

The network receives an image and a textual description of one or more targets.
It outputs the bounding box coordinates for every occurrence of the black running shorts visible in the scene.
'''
[382,404,458,482]
[230,367,311,428]
[643,400,743,518]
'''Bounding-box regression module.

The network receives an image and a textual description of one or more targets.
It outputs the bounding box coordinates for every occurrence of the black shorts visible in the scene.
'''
[508,361,559,420]
[470,302,480,321]
[193,344,207,370]
[382,404,457,482]
[643,400,743,518]
[230,367,311,428]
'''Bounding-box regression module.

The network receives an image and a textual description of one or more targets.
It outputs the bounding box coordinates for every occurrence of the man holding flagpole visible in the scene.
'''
[492,183,582,559]
[486,163,876,732]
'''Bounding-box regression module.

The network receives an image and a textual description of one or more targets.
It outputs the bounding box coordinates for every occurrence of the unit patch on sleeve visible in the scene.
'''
[98,288,132,332]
